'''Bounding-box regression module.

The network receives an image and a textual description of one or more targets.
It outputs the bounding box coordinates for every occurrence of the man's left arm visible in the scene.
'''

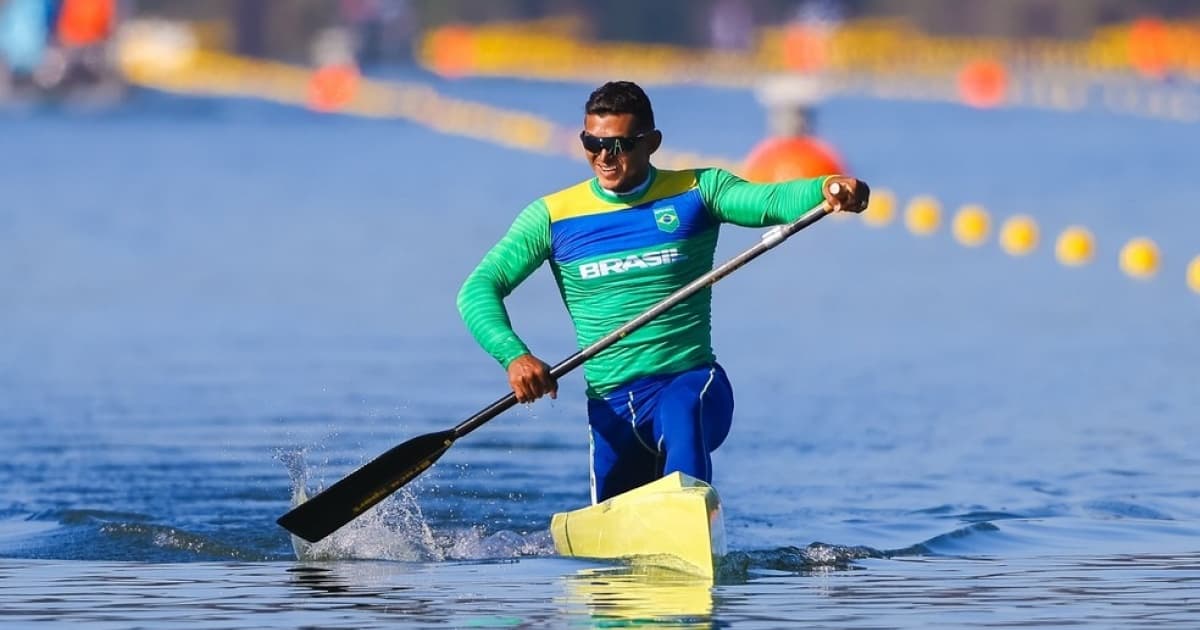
[697,168,869,226]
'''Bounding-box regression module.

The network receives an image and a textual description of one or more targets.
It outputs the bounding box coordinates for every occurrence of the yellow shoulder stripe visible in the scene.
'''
[546,169,699,223]
[545,181,625,222]
[647,169,699,202]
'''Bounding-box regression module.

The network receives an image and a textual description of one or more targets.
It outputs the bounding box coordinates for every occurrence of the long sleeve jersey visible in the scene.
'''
[457,167,827,398]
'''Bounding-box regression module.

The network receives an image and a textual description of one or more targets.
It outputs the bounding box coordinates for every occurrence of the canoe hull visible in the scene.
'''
[550,472,725,579]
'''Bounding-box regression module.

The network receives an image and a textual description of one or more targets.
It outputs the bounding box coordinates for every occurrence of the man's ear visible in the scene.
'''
[645,129,663,155]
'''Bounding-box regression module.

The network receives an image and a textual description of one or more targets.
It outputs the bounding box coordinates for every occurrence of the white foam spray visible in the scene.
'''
[276,447,553,562]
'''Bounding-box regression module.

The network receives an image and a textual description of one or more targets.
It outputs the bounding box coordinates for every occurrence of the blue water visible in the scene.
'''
[1,72,1199,628]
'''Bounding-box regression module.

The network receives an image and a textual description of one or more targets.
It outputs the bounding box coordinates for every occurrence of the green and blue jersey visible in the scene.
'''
[457,167,827,398]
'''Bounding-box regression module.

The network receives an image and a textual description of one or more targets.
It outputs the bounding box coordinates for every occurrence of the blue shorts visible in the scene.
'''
[586,363,734,503]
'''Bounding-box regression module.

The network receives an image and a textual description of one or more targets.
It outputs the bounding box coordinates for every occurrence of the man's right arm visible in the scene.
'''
[456,200,552,368]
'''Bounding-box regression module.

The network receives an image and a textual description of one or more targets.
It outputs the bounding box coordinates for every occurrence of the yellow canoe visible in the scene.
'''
[549,472,726,579]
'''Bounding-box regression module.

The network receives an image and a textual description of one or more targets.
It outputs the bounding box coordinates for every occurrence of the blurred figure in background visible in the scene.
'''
[707,0,754,50]
[790,0,847,27]
[0,0,52,97]
[338,0,383,66]
[50,0,119,96]
[0,0,122,105]
[338,0,415,66]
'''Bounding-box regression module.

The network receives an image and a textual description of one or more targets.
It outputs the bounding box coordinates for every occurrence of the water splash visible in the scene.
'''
[439,527,553,560]
[276,447,441,562]
[296,488,444,562]
[277,448,553,563]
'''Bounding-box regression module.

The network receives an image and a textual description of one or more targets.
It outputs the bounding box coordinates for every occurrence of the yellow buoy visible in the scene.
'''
[1188,255,1200,293]
[952,204,991,247]
[999,215,1039,256]
[1055,226,1096,266]
[904,196,941,236]
[1119,237,1160,279]
[861,188,895,227]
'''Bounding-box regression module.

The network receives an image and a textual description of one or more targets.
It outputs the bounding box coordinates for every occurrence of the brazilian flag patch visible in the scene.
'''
[654,207,679,233]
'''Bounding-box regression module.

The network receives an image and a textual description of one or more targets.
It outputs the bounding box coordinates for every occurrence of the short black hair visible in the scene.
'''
[584,81,655,131]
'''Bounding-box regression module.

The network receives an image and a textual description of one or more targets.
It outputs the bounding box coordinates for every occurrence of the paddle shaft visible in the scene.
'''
[450,199,832,441]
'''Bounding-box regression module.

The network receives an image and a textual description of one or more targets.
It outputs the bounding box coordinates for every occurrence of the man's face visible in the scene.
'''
[582,113,659,193]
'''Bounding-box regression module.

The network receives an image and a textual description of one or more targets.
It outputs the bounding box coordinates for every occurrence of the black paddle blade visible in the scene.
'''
[277,429,457,543]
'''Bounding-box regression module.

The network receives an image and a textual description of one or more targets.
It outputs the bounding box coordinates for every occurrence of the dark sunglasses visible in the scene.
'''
[579,130,654,155]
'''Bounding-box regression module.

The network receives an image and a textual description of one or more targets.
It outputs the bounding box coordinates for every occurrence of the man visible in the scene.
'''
[457,81,869,504]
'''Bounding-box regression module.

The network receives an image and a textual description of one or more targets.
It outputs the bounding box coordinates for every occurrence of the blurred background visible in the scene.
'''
[4,0,1200,107]
[3,0,1198,299]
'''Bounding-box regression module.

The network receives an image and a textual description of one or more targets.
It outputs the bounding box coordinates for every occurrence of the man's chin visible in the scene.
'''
[595,172,623,190]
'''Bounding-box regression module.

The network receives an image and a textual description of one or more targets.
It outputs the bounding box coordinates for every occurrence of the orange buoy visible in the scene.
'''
[958,59,1008,109]
[1129,17,1170,79]
[308,64,360,112]
[743,136,846,183]
[426,25,476,78]
[781,25,830,73]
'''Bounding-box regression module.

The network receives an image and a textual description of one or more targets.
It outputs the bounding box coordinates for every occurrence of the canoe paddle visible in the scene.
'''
[277,196,836,543]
